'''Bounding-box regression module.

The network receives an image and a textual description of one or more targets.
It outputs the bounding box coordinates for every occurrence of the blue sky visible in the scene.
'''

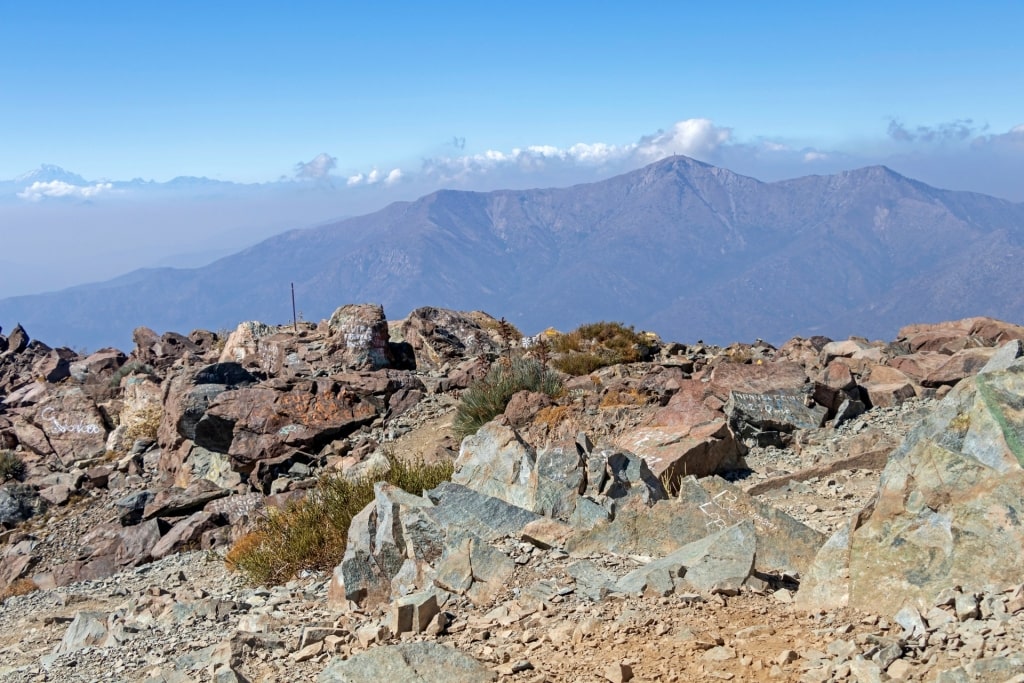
[1,1,1022,297]
[2,1,1021,182]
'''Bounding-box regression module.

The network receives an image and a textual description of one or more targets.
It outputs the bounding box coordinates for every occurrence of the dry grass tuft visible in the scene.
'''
[225,450,453,586]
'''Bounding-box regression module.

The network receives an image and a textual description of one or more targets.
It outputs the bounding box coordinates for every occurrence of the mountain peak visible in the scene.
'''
[14,164,89,185]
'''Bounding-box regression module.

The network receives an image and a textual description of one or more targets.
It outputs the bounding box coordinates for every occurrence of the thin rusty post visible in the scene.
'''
[291,283,298,332]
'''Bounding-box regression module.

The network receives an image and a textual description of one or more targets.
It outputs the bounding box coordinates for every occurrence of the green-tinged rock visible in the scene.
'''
[616,521,756,594]
[569,476,823,576]
[800,357,1024,613]
[318,642,496,683]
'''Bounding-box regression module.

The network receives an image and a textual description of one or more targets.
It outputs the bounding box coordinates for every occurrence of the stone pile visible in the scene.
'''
[0,312,1023,681]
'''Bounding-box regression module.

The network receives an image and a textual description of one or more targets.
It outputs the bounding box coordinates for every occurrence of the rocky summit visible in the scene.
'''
[1,309,1024,682]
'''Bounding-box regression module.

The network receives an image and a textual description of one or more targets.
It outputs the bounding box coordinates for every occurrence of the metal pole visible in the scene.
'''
[291,283,298,332]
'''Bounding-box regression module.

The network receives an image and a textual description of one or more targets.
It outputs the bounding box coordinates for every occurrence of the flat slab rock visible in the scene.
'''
[317,642,496,682]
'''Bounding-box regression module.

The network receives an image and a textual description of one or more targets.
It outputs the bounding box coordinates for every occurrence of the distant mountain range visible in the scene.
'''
[0,164,252,203]
[2,156,1022,351]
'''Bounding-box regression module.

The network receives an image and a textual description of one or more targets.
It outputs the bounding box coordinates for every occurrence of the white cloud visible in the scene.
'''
[634,118,733,161]
[295,152,337,179]
[17,180,114,202]
[417,118,742,185]
[346,167,403,186]
[803,151,828,162]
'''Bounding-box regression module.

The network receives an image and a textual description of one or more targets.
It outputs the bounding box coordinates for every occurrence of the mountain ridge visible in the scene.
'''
[2,155,1022,350]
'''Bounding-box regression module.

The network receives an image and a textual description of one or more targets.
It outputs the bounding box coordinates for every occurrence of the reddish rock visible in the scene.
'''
[898,316,1024,354]
[143,479,229,519]
[39,485,71,506]
[20,389,109,465]
[130,327,206,371]
[707,361,809,401]
[860,381,917,408]
[813,361,858,413]
[885,352,946,383]
[198,384,377,470]
[819,339,872,365]
[616,380,744,482]
[865,365,914,386]
[922,347,1000,387]
[504,390,553,428]
[150,511,222,559]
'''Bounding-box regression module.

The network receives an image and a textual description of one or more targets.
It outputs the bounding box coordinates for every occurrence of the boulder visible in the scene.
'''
[197,383,377,473]
[20,389,109,464]
[921,346,999,387]
[886,352,948,383]
[318,642,496,683]
[725,389,826,447]
[396,307,506,371]
[130,327,205,371]
[453,423,585,519]
[0,484,41,527]
[158,364,256,452]
[150,511,222,559]
[616,380,744,482]
[218,321,278,365]
[798,357,1024,612]
[52,611,117,655]
[569,476,824,576]
[819,339,872,365]
[898,317,1024,354]
[332,483,444,607]
[143,480,230,519]
[326,303,395,370]
[68,348,126,384]
[6,324,29,355]
[615,521,756,594]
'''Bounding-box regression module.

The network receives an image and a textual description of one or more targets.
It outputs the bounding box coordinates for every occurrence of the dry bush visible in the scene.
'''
[0,578,38,602]
[225,451,453,586]
[599,387,648,408]
[552,352,608,376]
[123,403,163,442]
[534,404,570,429]
[550,321,651,375]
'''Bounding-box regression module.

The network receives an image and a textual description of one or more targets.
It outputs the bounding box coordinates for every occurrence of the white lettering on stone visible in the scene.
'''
[39,407,102,435]
[697,488,778,532]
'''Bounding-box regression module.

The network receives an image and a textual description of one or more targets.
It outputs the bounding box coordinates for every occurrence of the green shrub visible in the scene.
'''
[0,451,26,482]
[225,451,453,585]
[109,361,156,388]
[453,357,564,439]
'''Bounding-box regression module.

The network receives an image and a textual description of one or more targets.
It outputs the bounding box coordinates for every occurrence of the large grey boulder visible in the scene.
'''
[452,423,585,519]
[326,303,395,370]
[569,476,823,577]
[798,356,1024,612]
[332,483,443,607]
[318,642,495,682]
[616,521,756,594]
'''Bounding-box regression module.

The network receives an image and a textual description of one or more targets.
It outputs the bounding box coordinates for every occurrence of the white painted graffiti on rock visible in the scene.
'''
[698,489,778,533]
[39,407,103,435]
